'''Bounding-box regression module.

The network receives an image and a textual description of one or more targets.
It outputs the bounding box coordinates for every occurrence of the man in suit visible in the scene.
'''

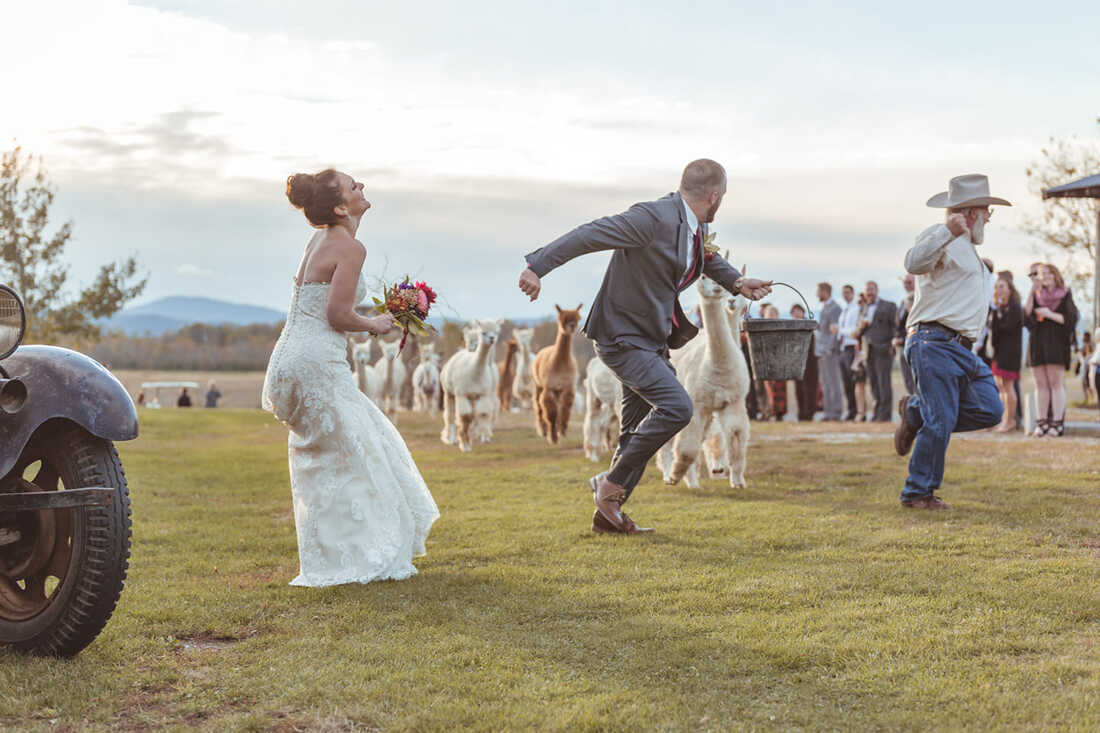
[861,280,897,422]
[518,159,773,534]
[894,273,917,395]
[834,283,861,419]
[814,283,844,421]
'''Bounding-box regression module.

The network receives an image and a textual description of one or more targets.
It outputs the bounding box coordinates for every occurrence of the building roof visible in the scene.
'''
[1042,173,1100,199]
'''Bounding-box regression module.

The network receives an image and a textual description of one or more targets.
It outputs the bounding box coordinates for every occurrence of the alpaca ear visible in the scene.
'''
[576,303,583,312]
[555,305,562,315]
[723,249,730,260]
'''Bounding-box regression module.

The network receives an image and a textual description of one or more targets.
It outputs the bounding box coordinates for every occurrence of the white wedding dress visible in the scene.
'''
[262,273,439,587]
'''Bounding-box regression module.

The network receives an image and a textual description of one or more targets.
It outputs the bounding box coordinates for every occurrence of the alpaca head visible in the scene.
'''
[504,339,519,356]
[352,341,372,368]
[477,319,504,348]
[419,342,436,361]
[696,273,726,301]
[380,340,401,361]
[554,304,583,334]
[725,293,750,320]
[462,324,482,351]
[513,327,533,349]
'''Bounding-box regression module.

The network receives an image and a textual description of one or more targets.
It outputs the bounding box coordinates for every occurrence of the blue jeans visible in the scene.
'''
[902,326,1003,499]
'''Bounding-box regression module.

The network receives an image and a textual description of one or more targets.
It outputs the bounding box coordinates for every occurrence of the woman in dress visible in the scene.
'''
[262,169,439,586]
[989,273,1022,433]
[1024,263,1079,438]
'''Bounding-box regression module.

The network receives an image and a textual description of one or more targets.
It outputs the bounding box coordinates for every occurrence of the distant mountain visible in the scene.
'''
[100,296,286,336]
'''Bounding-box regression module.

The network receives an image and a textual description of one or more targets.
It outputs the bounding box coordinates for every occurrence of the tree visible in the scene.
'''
[1023,136,1100,322]
[0,145,147,342]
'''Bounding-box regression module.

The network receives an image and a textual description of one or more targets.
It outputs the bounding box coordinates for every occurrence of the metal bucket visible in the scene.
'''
[744,283,817,381]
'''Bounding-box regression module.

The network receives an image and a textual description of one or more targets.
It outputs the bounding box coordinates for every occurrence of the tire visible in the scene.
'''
[0,424,132,656]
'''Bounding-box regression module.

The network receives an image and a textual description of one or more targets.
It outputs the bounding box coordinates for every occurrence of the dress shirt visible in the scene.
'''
[904,223,993,341]
[681,196,700,280]
[837,298,861,347]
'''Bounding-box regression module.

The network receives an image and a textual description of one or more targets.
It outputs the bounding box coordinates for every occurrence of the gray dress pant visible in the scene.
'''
[595,341,693,501]
[867,343,894,421]
[818,351,845,420]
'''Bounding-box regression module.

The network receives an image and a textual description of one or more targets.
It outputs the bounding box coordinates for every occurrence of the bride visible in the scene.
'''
[262,169,439,587]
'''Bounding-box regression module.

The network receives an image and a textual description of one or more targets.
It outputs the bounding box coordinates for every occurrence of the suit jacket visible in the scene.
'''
[524,192,742,351]
[814,300,842,357]
[864,298,898,350]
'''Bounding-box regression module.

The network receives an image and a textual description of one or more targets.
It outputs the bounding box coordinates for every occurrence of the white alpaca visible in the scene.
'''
[511,327,535,411]
[412,343,441,414]
[657,274,751,489]
[462,324,481,352]
[373,339,407,423]
[349,338,382,406]
[439,320,503,452]
[582,354,623,462]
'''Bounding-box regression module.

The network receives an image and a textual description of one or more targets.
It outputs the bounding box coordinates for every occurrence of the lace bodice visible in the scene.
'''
[261,273,438,586]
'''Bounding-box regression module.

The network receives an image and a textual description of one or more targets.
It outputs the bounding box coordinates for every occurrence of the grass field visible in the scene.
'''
[1,408,1099,731]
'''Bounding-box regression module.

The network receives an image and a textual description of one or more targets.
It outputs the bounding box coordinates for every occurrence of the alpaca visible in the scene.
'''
[462,323,481,352]
[497,340,520,412]
[349,338,382,405]
[582,354,622,462]
[440,319,503,452]
[657,274,751,489]
[511,327,535,410]
[373,339,407,423]
[531,304,582,444]
[412,342,441,414]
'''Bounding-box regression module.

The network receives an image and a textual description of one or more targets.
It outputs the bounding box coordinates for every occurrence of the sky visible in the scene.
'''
[2,0,1098,322]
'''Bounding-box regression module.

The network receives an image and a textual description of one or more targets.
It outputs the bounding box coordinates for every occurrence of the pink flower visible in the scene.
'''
[417,290,429,312]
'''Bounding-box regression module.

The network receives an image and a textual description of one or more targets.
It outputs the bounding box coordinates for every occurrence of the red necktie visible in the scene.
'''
[679,227,702,290]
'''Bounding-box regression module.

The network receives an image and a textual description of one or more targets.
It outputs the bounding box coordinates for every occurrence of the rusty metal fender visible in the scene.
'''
[0,345,138,478]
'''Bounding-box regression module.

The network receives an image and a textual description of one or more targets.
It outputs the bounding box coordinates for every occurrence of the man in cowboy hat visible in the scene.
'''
[518,159,773,533]
[892,174,1010,509]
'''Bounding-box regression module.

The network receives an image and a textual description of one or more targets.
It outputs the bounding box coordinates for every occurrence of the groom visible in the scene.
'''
[518,159,773,534]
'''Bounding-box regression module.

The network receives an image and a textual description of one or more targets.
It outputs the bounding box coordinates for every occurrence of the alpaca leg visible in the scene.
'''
[558,389,574,438]
[441,391,457,445]
[457,396,474,453]
[542,392,560,444]
[727,412,750,489]
[583,399,600,461]
[670,414,705,489]
[533,385,547,436]
[706,410,732,479]
[657,438,676,484]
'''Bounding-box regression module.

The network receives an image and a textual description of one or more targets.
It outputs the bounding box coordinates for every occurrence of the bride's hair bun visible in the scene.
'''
[285,169,344,227]
[286,173,316,209]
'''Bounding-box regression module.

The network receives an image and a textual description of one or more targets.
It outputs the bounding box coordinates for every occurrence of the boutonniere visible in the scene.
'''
[703,232,720,261]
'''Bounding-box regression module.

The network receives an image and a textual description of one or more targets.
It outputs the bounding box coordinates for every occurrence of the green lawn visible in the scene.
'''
[1,409,1098,732]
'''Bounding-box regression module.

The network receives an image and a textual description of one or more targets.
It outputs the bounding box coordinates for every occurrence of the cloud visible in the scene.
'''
[176,263,216,278]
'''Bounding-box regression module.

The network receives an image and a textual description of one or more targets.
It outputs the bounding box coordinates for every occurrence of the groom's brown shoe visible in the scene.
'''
[894,395,918,456]
[591,509,655,534]
[593,476,628,531]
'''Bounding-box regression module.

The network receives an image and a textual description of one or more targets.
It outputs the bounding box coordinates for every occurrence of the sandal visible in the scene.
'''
[1049,420,1065,437]
[1032,419,1050,438]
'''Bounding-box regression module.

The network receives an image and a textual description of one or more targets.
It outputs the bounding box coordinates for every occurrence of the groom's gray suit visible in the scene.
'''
[525,192,743,500]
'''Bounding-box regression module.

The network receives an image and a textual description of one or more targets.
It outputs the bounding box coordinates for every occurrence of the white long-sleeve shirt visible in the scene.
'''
[904,223,992,341]
[837,298,861,347]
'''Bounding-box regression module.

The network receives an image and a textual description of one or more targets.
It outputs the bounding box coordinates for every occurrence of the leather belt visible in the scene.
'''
[908,322,974,350]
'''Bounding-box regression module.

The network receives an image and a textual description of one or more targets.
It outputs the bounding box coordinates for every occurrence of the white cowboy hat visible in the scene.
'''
[926,174,1012,208]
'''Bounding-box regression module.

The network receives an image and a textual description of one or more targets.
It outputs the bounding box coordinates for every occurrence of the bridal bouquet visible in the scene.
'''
[374,277,438,351]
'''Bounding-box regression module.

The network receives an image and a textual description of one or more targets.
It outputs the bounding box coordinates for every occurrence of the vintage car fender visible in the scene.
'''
[0,345,138,478]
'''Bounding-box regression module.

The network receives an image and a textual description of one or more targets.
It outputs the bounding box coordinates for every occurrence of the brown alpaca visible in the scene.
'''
[498,340,519,411]
[532,304,582,444]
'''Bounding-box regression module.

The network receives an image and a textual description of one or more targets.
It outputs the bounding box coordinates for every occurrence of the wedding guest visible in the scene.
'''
[861,280,897,422]
[204,380,222,408]
[851,291,871,421]
[791,303,819,420]
[990,272,1023,432]
[835,283,860,419]
[1079,330,1093,403]
[814,283,844,421]
[177,387,192,408]
[894,273,917,394]
[1088,328,1100,417]
[1024,263,1078,437]
[894,174,1008,509]
[519,158,773,534]
[763,304,788,420]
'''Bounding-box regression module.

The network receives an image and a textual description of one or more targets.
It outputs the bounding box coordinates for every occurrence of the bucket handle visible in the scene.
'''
[746,282,815,319]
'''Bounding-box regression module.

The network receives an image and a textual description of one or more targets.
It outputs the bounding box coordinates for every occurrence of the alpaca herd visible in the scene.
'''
[346,276,754,487]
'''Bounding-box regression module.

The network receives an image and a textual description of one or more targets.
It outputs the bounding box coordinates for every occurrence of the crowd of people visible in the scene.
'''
[730,261,1094,435]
